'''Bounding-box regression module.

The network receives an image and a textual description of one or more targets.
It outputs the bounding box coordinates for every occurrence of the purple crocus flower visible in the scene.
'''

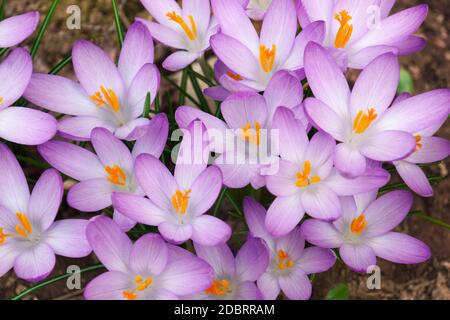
[304,43,426,177]
[265,107,390,236]
[301,190,431,272]
[24,21,159,141]
[389,93,450,197]
[244,197,336,300]
[185,237,269,300]
[297,0,428,69]
[0,11,39,48]
[0,48,56,145]
[84,216,213,300]
[138,0,219,71]
[237,0,273,21]
[38,114,169,231]
[112,121,231,246]
[211,0,325,91]
[178,74,308,189]
[0,144,92,282]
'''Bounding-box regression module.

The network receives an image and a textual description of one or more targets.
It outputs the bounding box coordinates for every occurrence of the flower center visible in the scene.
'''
[334,10,353,48]
[105,165,127,186]
[90,86,121,113]
[295,161,321,188]
[353,108,378,134]
[172,189,192,215]
[259,44,276,73]
[415,135,423,150]
[122,276,153,300]
[277,249,294,270]
[226,71,243,81]
[1,213,35,245]
[166,11,197,41]
[241,121,261,145]
[350,213,367,234]
[205,278,231,296]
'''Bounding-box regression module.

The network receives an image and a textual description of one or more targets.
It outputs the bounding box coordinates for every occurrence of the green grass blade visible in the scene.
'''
[188,66,210,113]
[0,0,9,20]
[30,0,59,59]
[143,92,151,118]
[49,55,72,75]
[178,69,189,106]
[112,0,124,47]
[410,211,450,231]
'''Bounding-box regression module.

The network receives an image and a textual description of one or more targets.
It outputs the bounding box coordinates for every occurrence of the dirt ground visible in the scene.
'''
[0,0,448,300]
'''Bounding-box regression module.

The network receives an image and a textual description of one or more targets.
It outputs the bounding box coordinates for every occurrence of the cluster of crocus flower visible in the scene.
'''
[0,0,449,301]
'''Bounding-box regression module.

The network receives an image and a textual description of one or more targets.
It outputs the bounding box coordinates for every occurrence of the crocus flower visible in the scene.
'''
[84,216,213,300]
[211,0,325,91]
[24,21,159,141]
[138,0,219,71]
[178,77,309,189]
[265,107,390,236]
[0,144,91,281]
[0,11,39,48]
[0,48,56,145]
[243,197,336,300]
[186,237,269,300]
[38,114,169,231]
[112,121,231,246]
[297,0,428,68]
[237,0,273,20]
[389,93,450,197]
[301,190,431,272]
[304,43,423,177]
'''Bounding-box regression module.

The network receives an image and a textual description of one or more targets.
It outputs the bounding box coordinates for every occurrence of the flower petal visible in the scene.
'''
[243,196,272,241]
[0,11,39,47]
[221,92,268,129]
[333,143,367,177]
[236,237,269,282]
[266,194,304,237]
[266,159,299,197]
[301,185,341,221]
[57,116,115,141]
[136,18,185,50]
[127,63,160,118]
[129,234,168,276]
[301,219,343,248]
[279,268,311,300]
[132,113,169,158]
[84,271,132,300]
[407,136,450,164]
[14,243,55,282]
[191,215,231,246]
[189,166,223,216]
[359,130,416,161]
[163,51,199,72]
[325,168,390,196]
[304,98,345,141]
[394,161,433,197]
[159,222,193,244]
[67,178,114,212]
[257,272,280,300]
[297,247,336,274]
[194,242,236,277]
[339,244,376,273]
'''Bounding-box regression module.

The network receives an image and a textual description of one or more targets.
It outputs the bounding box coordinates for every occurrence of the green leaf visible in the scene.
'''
[397,68,414,94]
[326,284,349,300]
[112,0,124,47]
[31,0,59,59]
[143,92,151,118]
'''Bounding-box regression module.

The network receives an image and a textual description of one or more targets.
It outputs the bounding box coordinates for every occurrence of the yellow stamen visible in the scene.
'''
[15,212,32,239]
[105,165,127,186]
[241,122,261,145]
[205,278,231,296]
[415,135,423,150]
[166,11,197,41]
[172,189,192,214]
[334,10,353,48]
[353,108,378,134]
[122,276,153,300]
[277,249,295,270]
[90,86,121,113]
[0,228,12,245]
[259,44,276,73]
[122,291,137,300]
[295,161,321,188]
[350,213,367,234]
[0,97,3,104]
[226,71,243,81]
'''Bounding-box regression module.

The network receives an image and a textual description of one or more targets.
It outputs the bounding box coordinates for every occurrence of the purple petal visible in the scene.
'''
[347,45,398,69]
[67,178,114,212]
[297,247,336,274]
[0,11,39,47]
[44,219,92,258]
[163,51,199,72]
[159,222,193,244]
[360,130,416,161]
[276,226,305,260]
[129,234,168,276]
[57,116,115,141]
[368,232,431,264]
[189,166,222,216]
[215,160,253,189]
[266,194,304,237]
[136,18,185,50]
[305,131,335,169]
[0,241,21,278]
[38,141,104,181]
[194,242,236,277]
[86,216,132,272]
[236,237,269,281]
[84,271,131,300]
[265,159,299,197]
[243,196,272,240]
[395,36,427,55]
[191,215,231,246]
[14,243,55,282]
[234,281,261,300]
[394,161,433,197]
[300,219,343,248]
[339,244,377,273]
[363,190,412,237]
[112,192,167,228]
[221,92,268,129]
[132,113,169,158]
[28,169,63,231]
[257,272,280,300]
[333,143,367,177]
[0,143,29,213]
[0,48,32,107]
[279,268,311,300]
[0,107,56,145]
[127,63,160,118]
[113,209,137,232]
[407,136,450,164]
[304,97,345,141]
[114,117,150,141]
[325,168,390,196]
[118,21,154,87]
[301,185,341,221]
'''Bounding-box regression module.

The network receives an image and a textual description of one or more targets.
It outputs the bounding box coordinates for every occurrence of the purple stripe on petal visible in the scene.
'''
[14,242,56,282]
[266,194,304,237]
[191,215,231,246]
[300,219,343,248]
[236,237,269,282]
[67,178,113,212]
[339,243,377,273]
[279,267,311,300]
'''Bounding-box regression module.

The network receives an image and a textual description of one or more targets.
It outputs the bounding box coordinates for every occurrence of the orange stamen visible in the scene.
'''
[415,135,423,150]
[105,165,127,186]
[295,161,320,188]
[205,278,230,296]
[0,228,12,245]
[166,11,197,40]
[172,190,192,214]
[353,108,378,134]
[259,44,276,73]
[15,212,32,239]
[350,213,367,234]
[122,276,153,300]
[241,122,261,145]
[334,10,353,48]
[277,249,295,270]
[226,71,243,81]
[90,86,121,112]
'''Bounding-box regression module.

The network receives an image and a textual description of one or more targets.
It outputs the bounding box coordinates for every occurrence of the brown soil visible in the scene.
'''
[0,0,448,300]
